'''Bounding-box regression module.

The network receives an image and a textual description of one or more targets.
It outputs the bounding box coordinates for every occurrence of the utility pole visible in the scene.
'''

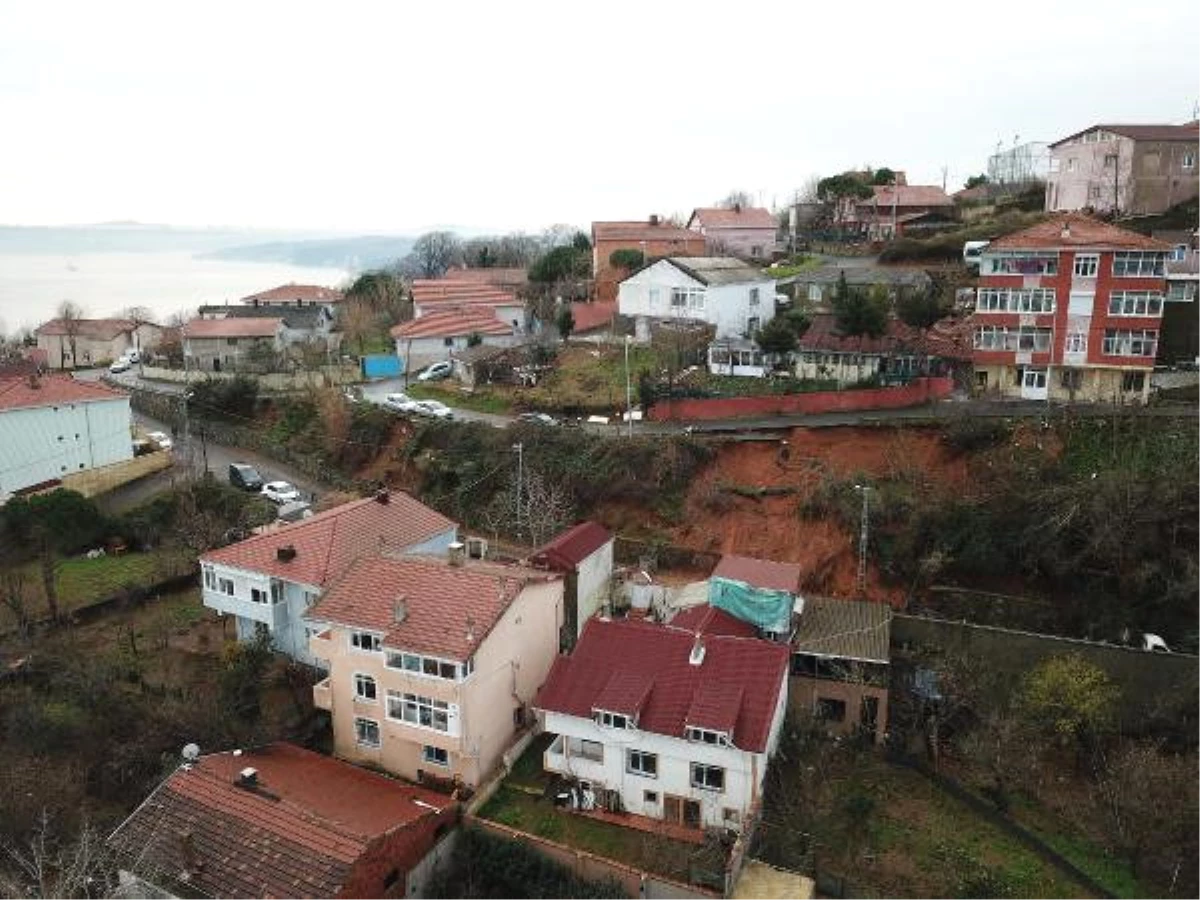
[512,442,524,538]
[854,484,872,597]
[624,335,633,438]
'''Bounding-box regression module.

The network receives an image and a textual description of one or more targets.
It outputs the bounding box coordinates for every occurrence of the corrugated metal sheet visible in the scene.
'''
[792,596,891,663]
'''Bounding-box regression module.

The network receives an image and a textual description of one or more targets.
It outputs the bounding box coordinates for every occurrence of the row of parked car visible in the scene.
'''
[382,393,454,420]
[228,463,307,506]
[109,349,142,373]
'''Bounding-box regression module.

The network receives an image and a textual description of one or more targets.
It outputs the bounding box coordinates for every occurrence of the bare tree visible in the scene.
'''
[716,189,755,209]
[340,298,378,355]
[0,569,33,636]
[0,810,117,899]
[117,305,158,356]
[55,300,84,369]
[406,231,462,278]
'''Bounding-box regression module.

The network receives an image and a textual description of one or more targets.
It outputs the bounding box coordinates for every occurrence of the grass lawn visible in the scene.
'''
[764,255,823,279]
[407,382,515,415]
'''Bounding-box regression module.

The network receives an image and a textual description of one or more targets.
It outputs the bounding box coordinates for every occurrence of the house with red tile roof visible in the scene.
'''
[181,316,285,373]
[241,283,345,306]
[1045,122,1198,215]
[0,374,132,499]
[687,205,780,261]
[410,280,526,330]
[200,491,458,665]
[968,213,1171,403]
[304,550,564,788]
[850,185,956,241]
[389,308,517,375]
[107,741,457,899]
[531,522,614,644]
[592,217,708,302]
[535,616,790,832]
[36,317,162,369]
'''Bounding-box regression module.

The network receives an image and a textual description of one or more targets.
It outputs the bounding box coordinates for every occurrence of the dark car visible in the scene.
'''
[228,462,264,491]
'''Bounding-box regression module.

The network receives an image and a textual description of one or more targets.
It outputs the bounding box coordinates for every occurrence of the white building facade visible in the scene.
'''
[618,258,776,340]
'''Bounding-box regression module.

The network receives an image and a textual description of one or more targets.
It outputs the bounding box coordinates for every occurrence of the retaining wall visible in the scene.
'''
[140,364,360,391]
[61,450,173,498]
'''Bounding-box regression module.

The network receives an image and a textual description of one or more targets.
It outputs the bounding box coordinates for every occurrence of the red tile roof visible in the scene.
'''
[201,492,455,588]
[799,312,974,360]
[36,317,137,340]
[536,617,789,752]
[0,374,128,412]
[669,604,760,638]
[592,220,702,242]
[390,308,512,340]
[985,213,1170,251]
[107,742,451,899]
[439,266,528,287]
[531,521,612,571]
[712,554,802,594]
[569,301,617,334]
[307,555,559,661]
[1050,122,1200,147]
[411,280,519,308]
[861,185,954,209]
[687,207,778,230]
[182,317,283,339]
[241,284,344,304]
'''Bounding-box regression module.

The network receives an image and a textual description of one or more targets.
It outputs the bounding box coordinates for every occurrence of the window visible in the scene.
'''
[975,288,1055,313]
[218,577,234,596]
[816,697,847,722]
[422,745,449,767]
[723,808,742,826]
[690,763,725,792]
[386,690,453,733]
[1103,154,1118,169]
[595,710,630,729]
[648,287,660,308]
[626,750,658,778]
[973,325,1007,350]
[1113,252,1166,277]
[1166,281,1197,302]
[750,245,763,258]
[354,673,377,702]
[443,337,454,347]
[1088,184,1103,201]
[1102,329,1158,357]
[1108,291,1164,317]
[1060,369,1084,390]
[1170,244,1188,262]
[1067,158,1076,172]
[1073,254,1099,277]
[1184,152,1196,170]
[250,587,267,604]
[386,651,462,680]
[1122,371,1146,393]
[303,590,319,607]
[670,287,705,310]
[226,338,239,347]
[749,287,760,306]
[350,631,382,652]
[807,284,823,302]
[567,738,603,762]
[270,581,284,604]
[644,790,658,804]
[686,726,729,746]
[1064,332,1087,354]
[1016,327,1052,352]
[354,717,380,748]
[747,316,760,334]
[203,567,215,590]
[982,252,1058,275]
[1049,158,1061,173]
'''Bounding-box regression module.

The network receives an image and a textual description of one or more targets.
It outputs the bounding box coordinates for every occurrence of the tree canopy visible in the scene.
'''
[818,173,874,202]
[755,317,799,355]
[832,275,889,338]
[529,244,590,284]
[965,174,990,189]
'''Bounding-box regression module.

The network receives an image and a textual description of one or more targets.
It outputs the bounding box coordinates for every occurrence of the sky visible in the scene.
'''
[2,0,1197,235]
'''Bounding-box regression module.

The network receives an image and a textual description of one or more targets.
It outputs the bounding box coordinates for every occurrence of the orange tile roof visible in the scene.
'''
[0,374,128,411]
[687,207,777,230]
[36,317,138,339]
[712,554,803,593]
[592,220,702,242]
[307,555,560,661]
[439,266,528,286]
[107,742,452,899]
[410,280,519,307]
[390,308,512,339]
[182,317,283,338]
[241,283,344,303]
[201,492,456,587]
[986,213,1171,251]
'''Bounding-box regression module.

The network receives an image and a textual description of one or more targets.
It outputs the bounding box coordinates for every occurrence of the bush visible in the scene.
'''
[942,417,1012,454]
[188,376,259,421]
[608,248,644,270]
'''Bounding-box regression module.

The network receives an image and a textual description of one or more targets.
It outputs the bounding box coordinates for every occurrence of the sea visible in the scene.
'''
[0,250,350,334]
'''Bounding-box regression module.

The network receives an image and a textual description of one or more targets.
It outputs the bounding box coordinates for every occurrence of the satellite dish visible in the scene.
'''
[182,743,200,762]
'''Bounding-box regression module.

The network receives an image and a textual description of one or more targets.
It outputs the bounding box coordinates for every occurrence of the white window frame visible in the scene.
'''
[594,710,630,729]
[422,744,450,767]
[974,288,1056,313]
[1064,332,1087,354]
[1121,371,1147,393]
[1108,291,1164,317]
[218,577,234,596]
[1166,280,1197,302]
[386,650,463,681]
[807,284,822,302]
[670,287,705,310]
[1112,252,1166,278]
[386,690,454,734]
[1170,245,1188,262]
[350,630,382,653]
[626,749,658,778]
[203,567,215,590]
[353,672,377,702]
[690,762,725,792]
[1073,254,1099,278]
[354,717,381,748]
[1184,152,1196,170]
[982,251,1058,276]
[749,287,760,307]
[270,580,285,604]
[1102,329,1158,357]
[686,726,730,746]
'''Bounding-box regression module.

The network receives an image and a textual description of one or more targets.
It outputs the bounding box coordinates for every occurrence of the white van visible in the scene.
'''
[963,240,990,271]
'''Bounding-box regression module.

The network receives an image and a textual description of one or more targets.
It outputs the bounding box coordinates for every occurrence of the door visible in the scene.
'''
[1020,367,1048,400]
[663,794,683,825]
[683,799,702,829]
[861,696,879,738]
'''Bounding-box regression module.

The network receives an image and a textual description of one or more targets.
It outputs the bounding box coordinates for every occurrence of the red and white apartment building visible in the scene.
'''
[970,214,1170,403]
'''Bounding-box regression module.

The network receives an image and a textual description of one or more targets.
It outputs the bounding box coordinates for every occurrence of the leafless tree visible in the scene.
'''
[55,300,84,369]
[340,298,378,356]
[797,176,822,203]
[406,231,462,278]
[117,305,158,356]
[717,189,755,209]
[0,810,118,899]
[0,569,33,637]
[540,224,578,249]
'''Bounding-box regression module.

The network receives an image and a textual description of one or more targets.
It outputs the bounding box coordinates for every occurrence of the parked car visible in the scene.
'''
[109,357,132,373]
[228,463,264,491]
[261,480,302,504]
[417,360,453,382]
[412,399,453,420]
[126,349,141,364]
[383,392,420,414]
[518,412,559,427]
[146,430,173,450]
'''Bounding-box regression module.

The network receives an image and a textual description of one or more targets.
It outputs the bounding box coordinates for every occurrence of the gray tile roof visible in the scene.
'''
[792,595,891,663]
[786,265,932,289]
[667,256,773,286]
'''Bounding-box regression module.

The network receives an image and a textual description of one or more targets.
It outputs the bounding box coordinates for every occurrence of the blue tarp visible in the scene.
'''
[708,576,793,634]
[361,354,402,379]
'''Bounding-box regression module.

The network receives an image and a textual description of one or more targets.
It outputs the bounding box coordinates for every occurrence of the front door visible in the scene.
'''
[1020,367,1048,400]
[663,794,683,825]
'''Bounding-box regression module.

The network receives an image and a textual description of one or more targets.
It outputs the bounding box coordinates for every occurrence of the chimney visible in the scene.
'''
[374,490,390,504]
[649,214,660,227]
[237,767,258,788]
[394,597,409,624]
[448,542,466,567]
[1061,222,1072,240]
[179,831,199,876]
[734,202,742,213]
[689,633,706,666]
[276,544,296,562]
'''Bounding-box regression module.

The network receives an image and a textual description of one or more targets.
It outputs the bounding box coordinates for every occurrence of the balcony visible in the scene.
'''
[202,587,288,629]
[313,677,332,712]
[544,734,606,781]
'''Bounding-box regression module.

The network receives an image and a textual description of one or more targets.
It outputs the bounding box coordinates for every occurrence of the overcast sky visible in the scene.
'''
[2,0,1197,235]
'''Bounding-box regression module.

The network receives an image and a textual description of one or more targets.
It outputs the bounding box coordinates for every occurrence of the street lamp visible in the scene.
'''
[853,484,872,597]
[624,335,633,439]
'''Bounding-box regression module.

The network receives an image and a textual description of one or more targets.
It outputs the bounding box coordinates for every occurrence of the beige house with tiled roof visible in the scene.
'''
[305,551,564,788]
[36,317,162,369]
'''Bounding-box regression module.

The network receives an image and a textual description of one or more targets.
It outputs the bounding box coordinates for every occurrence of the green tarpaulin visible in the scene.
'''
[709,576,793,634]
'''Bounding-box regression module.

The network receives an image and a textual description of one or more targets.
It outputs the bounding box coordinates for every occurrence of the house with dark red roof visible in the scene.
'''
[199,491,458,666]
[303,550,564,788]
[850,185,956,241]
[241,283,345,306]
[107,741,457,899]
[535,616,790,832]
[531,521,614,645]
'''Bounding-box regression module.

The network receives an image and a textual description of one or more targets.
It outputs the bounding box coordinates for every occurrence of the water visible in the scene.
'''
[0,250,350,333]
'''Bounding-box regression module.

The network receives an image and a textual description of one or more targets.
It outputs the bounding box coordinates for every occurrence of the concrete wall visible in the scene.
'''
[141,363,360,391]
[647,376,953,421]
[575,540,615,636]
[340,803,458,899]
[60,448,172,498]
[788,676,889,744]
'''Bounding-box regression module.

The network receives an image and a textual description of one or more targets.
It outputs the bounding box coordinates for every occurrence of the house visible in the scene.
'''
[198,303,340,352]
[706,338,770,378]
[789,596,891,743]
[968,213,1171,402]
[687,206,779,260]
[531,521,615,646]
[618,257,776,340]
[181,317,284,373]
[708,554,803,640]
[106,742,457,899]
[793,313,972,386]
[0,374,132,499]
[592,218,708,302]
[1156,229,1199,364]
[535,615,791,832]
[1045,122,1199,215]
[36,318,162,369]
[410,280,527,335]
[242,283,345,306]
[851,185,956,241]
[390,308,516,374]
[199,491,458,665]
[438,265,528,293]
[784,264,932,309]
[449,341,538,388]
[305,550,564,788]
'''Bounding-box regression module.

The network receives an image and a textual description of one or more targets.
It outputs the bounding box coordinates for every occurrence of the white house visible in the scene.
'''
[535,615,790,833]
[198,303,341,352]
[531,521,615,646]
[617,257,776,340]
[0,374,132,498]
[199,491,458,666]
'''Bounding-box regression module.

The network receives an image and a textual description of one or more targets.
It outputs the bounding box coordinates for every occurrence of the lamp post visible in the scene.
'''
[853,484,872,597]
[624,334,633,438]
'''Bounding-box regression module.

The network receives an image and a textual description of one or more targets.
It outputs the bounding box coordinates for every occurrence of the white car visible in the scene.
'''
[412,399,453,420]
[261,480,302,504]
[126,349,141,364]
[146,430,173,450]
[383,392,420,413]
[109,357,132,373]
[417,360,453,382]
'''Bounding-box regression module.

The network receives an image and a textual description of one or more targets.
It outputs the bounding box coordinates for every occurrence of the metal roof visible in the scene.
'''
[792,595,892,664]
[665,256,773,286]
